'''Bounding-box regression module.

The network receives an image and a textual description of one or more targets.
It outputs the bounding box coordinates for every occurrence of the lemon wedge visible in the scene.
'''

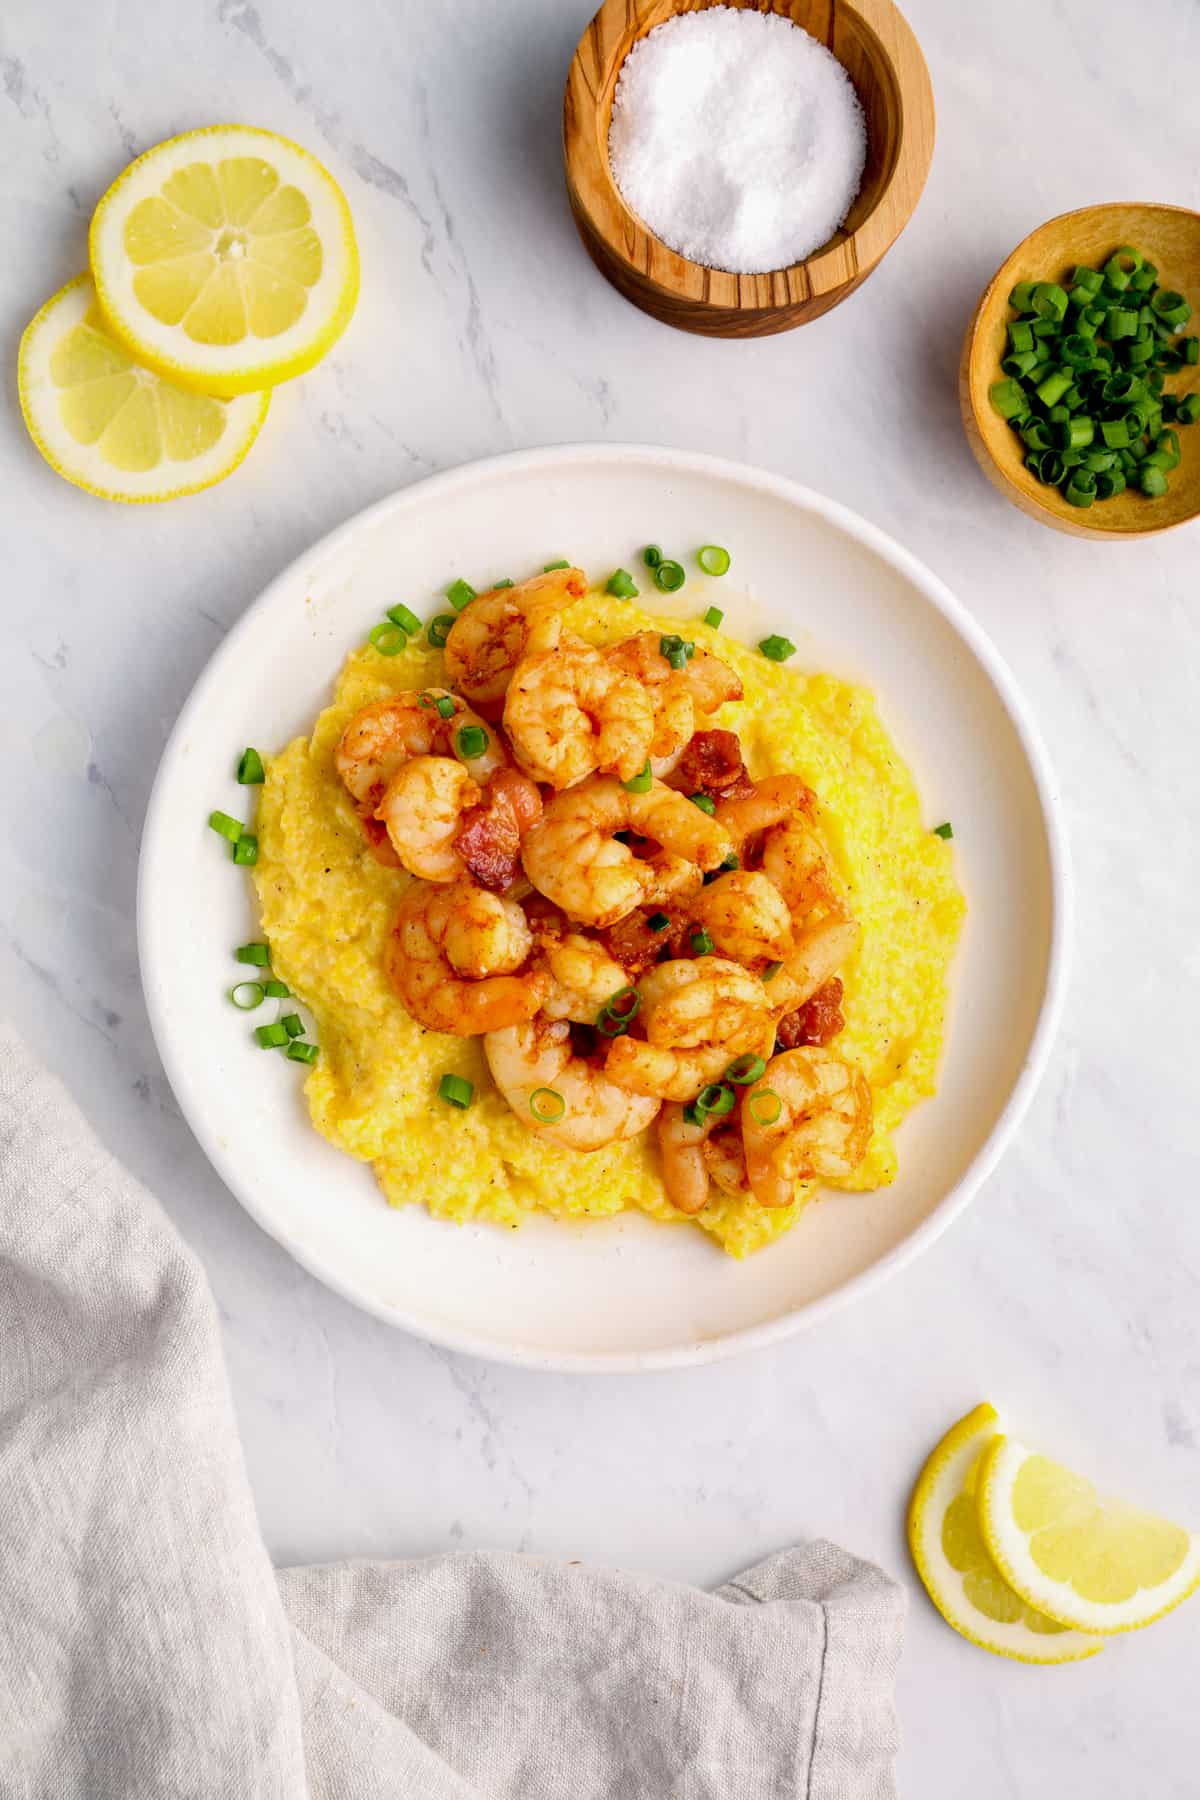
[978,1433,1200,1635]
[89,125,359,397]
[907,1404,1106,1664]
[19,274,269,503]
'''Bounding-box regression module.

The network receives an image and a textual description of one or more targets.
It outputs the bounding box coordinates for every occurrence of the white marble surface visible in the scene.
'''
[2,0,1199,1790]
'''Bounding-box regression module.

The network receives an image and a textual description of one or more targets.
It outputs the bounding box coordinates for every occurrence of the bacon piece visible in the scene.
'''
[455,767,542,893]
[599,908,692,977]
[774,978,845,1050]
[673,729,755,802]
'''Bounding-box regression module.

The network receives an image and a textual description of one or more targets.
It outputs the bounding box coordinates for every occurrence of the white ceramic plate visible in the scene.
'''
[139,445,1068,1371]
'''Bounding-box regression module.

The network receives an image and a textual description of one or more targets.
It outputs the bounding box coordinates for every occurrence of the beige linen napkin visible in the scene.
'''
[0,1023,904,1798]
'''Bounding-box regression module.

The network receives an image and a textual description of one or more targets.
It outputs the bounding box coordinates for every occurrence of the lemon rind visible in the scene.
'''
[88,124,359,398]
[907,1403,1106,1665]
[977,1436,1200,1637]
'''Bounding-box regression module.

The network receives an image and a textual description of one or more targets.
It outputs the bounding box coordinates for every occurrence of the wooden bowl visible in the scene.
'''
[563,0,935,338]
[961,203,1200,540]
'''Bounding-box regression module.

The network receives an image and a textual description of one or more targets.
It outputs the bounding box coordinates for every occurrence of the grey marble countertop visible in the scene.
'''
[2,0,1198,1791]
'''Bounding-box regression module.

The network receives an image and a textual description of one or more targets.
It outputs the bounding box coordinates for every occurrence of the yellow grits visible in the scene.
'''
[253,591,965,1257]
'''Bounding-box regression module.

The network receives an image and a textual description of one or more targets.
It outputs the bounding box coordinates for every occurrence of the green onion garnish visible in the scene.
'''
[700,1082,736,1117]
[1140,465,1169,497]
[264,979,290,998]
[1178,394,1200,424]
[543,559,570,572]
[659,633,691,671]
[235,943,271,966]
[596,986,641,1036]
[748,1087,783,1126]
[702,606,724,629]
[237,748,265,785]
[653,559,686,592]
[642,544,663,568]
[287,1040,319,1064]
[623,761,653,794]
[209,810,243,843]
[696,544,731,577]
[530,1086,566,1123]
[229,981,264,1010]
[933,821,954,840]
[255,1022,290,1048]
[435,695,456,719]
[387,603,421,634]
[758,635,796,663]
[438,1073,474,1109]
[1151,290,1191,330]
[688,792,716,814]
[647,911,671,932]
[456,724,489,760]
[726,1053,767,1085]
[690,929,714,956]
[233,833,258,866]
[281,1013,306,1039]
[447,579,476,611]
[428,614,455,648]
[606,568,639,599]
[761,961,783,981]
[369,622,407,657]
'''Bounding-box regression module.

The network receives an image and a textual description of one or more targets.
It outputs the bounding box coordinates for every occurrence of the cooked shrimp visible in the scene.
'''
[532,924,631,1024]
[384,878,547,1036]
[741,1047,872,1206]
[454,766,543,893]
[703,1122,750,1197]
[443,567,587,715]
[605,957,773,1102]
[688,870,793,968]
[656,1103,751,1214]
[375,756,482,882]
[718,774,849,922]
[604,633,742,776]
[485,1018,660,1151]
[766,918,861,1018]
[522,775,732,928]
[503,644,655,788]
[335,690,499,806]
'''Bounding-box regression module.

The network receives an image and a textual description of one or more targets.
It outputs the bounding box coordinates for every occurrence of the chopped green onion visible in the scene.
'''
[623,760,653,794]
[287,1040,319,1064]
[702,605,724,629]
[1008,280,1037,311]
[1095,469,1126,500]
[1100,418,1132,449]
[761,961,783,982]
[990,377,1029,419]
[237,748,265,785]
[748,1087,783,1126]
[1034,369,1072,408]
[932,821,954,840]
[1064,470,1097,509]
[434,695,456,719]
[491,578,514,590]
[1069,265,1104,297]
[233,833,259,866]
[1181,337,1199,366]
[387,603,421,634]
[726,1053,767,1085]
[758,634,796,663]
[255,1022,289,1048]
[369,622,407,657]
[235,942,270,966]
[1031,281,1069,321]
[606,568,639,599]
[1056,416,1094,450]
[438,1073,474,1109]
[1151,290,1191,329]
[280,1012,305,1039]
[264,979,290,998]
[229,981,265,1010]
[659,633,690,671]
[647,911,671,932]
[696,544,731,576]
[1140,465,1169,497]
[1177,394,1200,425]
[642,545,663,568]
[428,614,455,648]
[529,1086,565,1123]
[690,929,714,956]
[694,1082,735,1120]
[447,579,476,611]
[456,724,489,760]
[688,792,716,814]
[209,810,243,843]
[1107,307,1139,341]
[543,560,570,572]
[653,559,686,592]
[1008,320,1035,353]
[1002,350,1039,379]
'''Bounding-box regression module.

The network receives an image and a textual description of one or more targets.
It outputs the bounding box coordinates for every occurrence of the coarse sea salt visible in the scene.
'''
[608,7,868,276]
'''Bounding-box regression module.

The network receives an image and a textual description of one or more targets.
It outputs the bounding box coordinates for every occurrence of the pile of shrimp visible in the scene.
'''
[334,567,873,1217]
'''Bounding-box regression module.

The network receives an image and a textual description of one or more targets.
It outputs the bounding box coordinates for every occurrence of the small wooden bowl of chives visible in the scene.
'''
[562,0,935,339]
[961,203,1200,539]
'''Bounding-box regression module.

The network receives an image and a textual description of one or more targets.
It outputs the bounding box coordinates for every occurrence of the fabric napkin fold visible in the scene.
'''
[0,1023,904,1799]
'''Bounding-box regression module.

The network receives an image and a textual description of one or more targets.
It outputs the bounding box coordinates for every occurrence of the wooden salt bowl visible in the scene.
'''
[563,0,935,339]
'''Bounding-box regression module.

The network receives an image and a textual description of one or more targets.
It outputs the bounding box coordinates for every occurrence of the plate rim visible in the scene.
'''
[138,443,1071,1373]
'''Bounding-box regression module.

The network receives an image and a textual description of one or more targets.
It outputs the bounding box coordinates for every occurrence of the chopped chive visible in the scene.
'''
[438,1073,474,1108]
[932,821,954,840]
[1151,290,1191,329]
[543,560,570,572]
[237,748,265,785]
[434,695,456,719]
[623,760,653,794]
[447,579,476,611]
[659,633,690,671]
[229,981,265,1010]
[688,792,716,815]
[642,544,663,568]
[758,634,796,663]
[530,1086,565,1123]
[596,986,641,1036]
[702,605,724,629]
[1140,465,1169,498]
[1031,282,1069,321]
[646,911,671,932]
[369,622,407,656]
[263,979,290,998]
[690,929,714,956]
[696,544,730,576]
[653,559,686,593]
[235,942,270,966]
[281,1013,306,1039]
[427,614,455,648]
[286,1040,319,1064]
[693,1081,735,1119]
[606,568,639,599]
[387,603,421,634]
[1008,280,1037,311]
[761,961,783,981]
[456,724,489,760]
[233,833,258,866]
[1064,470,1097,508]
[748,1087,782,1126]
[491,578,514,589]
[726,1053,767,1085]
[1177,394,1200,424]
[209,810,243,843]
[255,1022,290,1048]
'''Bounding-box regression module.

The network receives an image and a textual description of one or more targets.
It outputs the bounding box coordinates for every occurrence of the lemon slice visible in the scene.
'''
[89,125,359,397]
[19,275,269,503]
[907,1404,1106,1663]
[978,1433,1200,1635]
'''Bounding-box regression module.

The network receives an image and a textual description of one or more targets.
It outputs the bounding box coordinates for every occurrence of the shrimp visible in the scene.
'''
[521,775,732,928]
[384,877,547,1036]
[688,870,793,969]
[503,644,654,788]
[485,1018,660,1151]
[531,922,631,1024]
[604,957,773,1102]
[335,689,502,867]
[443,567,588,715]
[375,756,482,882]
[604,633,742,776]
[716,775,848,923]
[766,918,861,1018]
[453,766,543,893]
[656,1104,751,1214]
[741,1047,872,1207]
